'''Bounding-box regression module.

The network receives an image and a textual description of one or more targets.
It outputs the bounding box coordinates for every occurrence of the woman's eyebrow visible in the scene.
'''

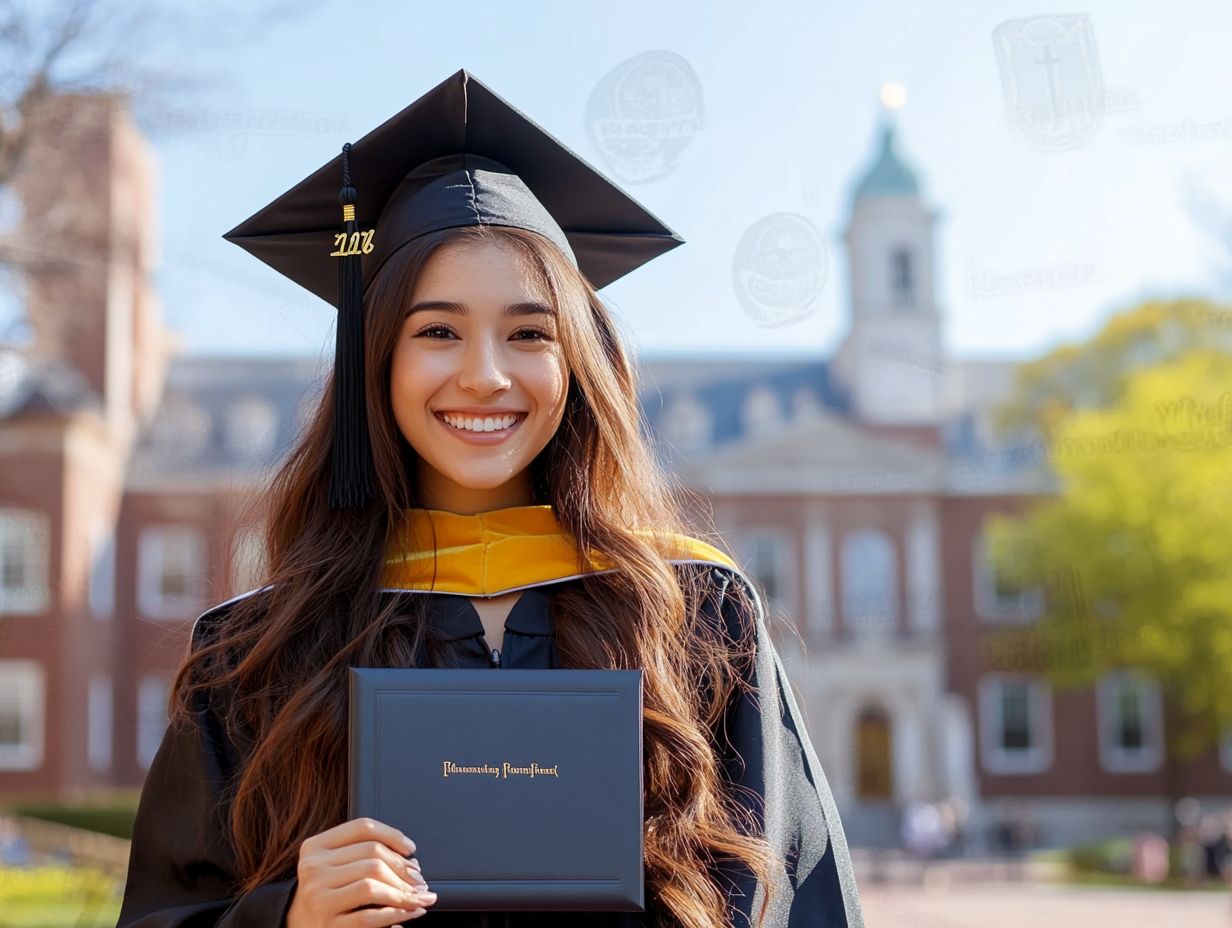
[406,300,556,318]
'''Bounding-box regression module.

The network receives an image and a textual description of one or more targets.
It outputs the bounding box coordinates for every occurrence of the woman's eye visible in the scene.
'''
[512,327,552,341]
[417,323,454,339]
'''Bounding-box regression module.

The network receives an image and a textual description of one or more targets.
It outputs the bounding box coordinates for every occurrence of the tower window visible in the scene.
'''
[890,247,914,309]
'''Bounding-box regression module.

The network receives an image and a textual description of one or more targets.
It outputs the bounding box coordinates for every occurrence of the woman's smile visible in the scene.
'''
[434,410,528,445]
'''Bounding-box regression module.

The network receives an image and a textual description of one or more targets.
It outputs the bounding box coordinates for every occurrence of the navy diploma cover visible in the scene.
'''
[348,667,644,911]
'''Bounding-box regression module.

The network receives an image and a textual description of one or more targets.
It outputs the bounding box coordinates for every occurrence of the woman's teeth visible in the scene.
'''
[439,412,521,432]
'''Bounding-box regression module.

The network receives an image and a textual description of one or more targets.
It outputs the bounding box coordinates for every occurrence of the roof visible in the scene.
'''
[852,120,921,201]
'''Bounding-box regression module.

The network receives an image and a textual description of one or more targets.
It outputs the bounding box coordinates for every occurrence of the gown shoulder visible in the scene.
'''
[117,584,296,928]
[686,561,867,927]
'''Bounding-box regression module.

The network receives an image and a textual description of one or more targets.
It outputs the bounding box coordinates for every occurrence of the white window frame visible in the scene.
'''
[1096,669,1163,773]
[840,528,899,638]
[659,392,711,456]
[87,674,113,773]
[0,660,44,770]
[1221,729,1232,774]
[136,675,170,770]
[138,525,207,620]
[741,386,784,438]
[733,528,796,619]
[979,673,1053,775]
[973,529,1043,623]
[88,522,116,620]
[224,396,279,460]
[0,508,50,615]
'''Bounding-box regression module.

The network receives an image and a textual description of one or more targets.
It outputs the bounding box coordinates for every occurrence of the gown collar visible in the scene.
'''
[382,503,737,598]
[428,585,554,640]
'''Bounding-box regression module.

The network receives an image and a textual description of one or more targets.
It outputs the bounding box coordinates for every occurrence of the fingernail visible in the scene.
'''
[419,891,437,903]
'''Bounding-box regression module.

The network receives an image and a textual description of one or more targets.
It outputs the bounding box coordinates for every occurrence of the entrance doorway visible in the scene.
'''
[856,704,893,800]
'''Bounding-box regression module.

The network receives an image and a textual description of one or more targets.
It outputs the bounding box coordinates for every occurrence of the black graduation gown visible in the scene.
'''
[116,565,865,928]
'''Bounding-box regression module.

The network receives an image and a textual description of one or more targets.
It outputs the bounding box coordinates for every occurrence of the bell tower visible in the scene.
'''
[832,85,945,426]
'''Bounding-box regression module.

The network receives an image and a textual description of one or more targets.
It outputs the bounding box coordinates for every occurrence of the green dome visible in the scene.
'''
[853,120,920,200]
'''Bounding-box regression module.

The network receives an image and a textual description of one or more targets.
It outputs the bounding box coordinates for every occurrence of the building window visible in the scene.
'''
[979,674,1052,774]
[0,508,50,615]
[137,675,170,769]
[889,246,914,309]
[741,386,784,438]
[88,675,113,773]
[230,525,268,595]
[973,529,1043,623]
[1096,670,1163,773]
[734,529,795,617]
[0,661,44,771]
[841,529,899,637]
[88,523,116,620]
[138,525,207,620]
[224,396,280,461]
[659,393,711,456]
[1221,729,1232,774]
[149,396,212,460]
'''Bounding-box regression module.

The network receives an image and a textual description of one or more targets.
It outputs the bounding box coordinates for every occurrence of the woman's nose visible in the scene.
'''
[456,335,511,393]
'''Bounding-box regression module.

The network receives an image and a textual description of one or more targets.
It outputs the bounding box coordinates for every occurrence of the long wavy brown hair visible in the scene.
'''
[171,223,782,927]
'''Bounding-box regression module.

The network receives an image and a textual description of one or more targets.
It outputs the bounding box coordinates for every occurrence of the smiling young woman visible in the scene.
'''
[116,69,865,928]
[389,236,570,517]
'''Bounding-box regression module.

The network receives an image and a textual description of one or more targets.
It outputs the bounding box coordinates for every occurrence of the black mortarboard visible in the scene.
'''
[222,68,684,510]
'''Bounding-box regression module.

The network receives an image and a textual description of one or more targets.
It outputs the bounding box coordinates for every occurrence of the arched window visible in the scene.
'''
[841,529,898,637]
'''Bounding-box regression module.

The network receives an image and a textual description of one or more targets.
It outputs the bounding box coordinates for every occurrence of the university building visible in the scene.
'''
[0,92,1228,846]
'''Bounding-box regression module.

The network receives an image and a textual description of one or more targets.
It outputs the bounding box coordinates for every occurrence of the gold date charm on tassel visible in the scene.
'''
[330,228,375,257]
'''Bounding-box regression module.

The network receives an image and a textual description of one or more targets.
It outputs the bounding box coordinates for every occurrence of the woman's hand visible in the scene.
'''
[285,817,437,927]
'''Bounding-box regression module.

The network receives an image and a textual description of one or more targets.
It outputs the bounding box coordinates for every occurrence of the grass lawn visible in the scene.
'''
[0,866,123,928]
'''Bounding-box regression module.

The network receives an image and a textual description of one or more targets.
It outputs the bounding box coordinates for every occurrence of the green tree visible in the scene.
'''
[992,297,1232,444]
[984,349,1232,840]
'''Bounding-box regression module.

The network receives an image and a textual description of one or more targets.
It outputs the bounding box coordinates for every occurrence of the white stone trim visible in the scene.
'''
[803,503,834,639]
[87,674,113,773]
[136,674,170,770]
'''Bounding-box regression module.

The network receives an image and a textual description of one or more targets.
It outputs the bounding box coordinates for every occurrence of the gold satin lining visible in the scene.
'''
[381,503,737,596]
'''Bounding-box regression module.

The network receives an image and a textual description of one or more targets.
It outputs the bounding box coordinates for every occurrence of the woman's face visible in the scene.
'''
[390,238,570,514]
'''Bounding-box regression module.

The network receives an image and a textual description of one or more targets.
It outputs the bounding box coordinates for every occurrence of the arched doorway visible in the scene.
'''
[856,704,894,800]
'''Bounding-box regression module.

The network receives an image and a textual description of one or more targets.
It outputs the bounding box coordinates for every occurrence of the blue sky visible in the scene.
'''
[135,0,1232,364]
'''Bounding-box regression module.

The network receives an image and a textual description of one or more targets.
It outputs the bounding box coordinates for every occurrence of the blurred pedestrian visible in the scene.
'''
[1200,812,1230,880]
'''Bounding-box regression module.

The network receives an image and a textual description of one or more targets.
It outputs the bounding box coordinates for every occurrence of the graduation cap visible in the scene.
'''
[223,68,685,510]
